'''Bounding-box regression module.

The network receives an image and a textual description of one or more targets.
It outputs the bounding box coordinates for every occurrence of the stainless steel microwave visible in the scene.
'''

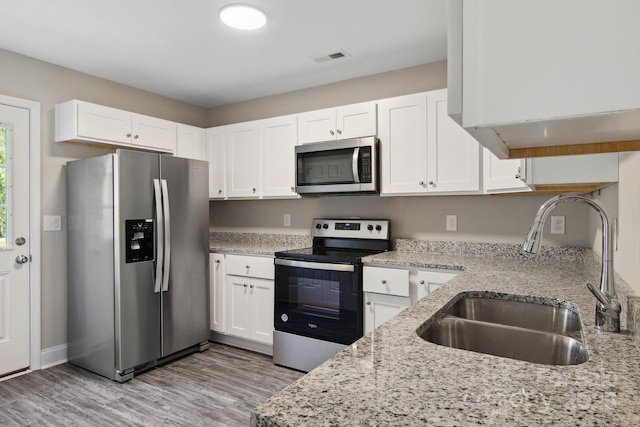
[295,136,379,195]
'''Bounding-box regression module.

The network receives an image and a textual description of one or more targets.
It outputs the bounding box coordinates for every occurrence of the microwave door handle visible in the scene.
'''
[352,147,360,183]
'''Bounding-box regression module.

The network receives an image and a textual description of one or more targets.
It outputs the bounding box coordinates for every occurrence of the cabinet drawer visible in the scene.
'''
[225,254,274,279]
[363,267,410,297]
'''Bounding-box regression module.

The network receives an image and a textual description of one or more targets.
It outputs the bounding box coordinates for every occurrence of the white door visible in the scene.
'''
[0,103,31,377]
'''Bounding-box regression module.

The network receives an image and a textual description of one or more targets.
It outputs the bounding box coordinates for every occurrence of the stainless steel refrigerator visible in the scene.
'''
[67,149,209,382]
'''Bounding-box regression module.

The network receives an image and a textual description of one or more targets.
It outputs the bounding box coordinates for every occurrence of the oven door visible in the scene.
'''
[274,258,363,345]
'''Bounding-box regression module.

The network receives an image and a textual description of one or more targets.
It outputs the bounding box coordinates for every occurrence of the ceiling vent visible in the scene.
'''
[311,50,351,64]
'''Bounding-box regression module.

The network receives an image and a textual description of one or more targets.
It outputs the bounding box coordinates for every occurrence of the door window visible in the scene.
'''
[0,125,10,248]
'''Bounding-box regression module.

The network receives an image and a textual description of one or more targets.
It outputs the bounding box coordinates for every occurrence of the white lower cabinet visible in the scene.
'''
[363,266,410,334]
[364,292,411,334]
[414,269,459,301]
[363,265,459,334]
[209,253,226,334]
[226,276,274,344]
[223,254,274,345]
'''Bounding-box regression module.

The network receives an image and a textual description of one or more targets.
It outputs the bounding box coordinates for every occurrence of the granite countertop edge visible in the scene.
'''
[250,250,640,426]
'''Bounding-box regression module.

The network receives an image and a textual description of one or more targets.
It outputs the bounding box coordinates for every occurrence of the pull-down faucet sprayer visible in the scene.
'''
[522,193,620,332]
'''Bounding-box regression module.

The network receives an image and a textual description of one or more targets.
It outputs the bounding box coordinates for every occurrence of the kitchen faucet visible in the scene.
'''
[522,193,621,332]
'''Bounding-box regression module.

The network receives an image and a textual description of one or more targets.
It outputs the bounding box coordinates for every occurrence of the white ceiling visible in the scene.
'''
[0,0,448,108]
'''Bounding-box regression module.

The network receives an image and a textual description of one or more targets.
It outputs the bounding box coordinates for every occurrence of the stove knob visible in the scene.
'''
[367,224,374,231]
[376,225,382,231]
[315,223,322,229]
[322,223,329,229]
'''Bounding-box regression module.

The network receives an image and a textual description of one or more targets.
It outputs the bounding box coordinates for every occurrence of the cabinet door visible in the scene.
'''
[364,292,411,334]
[210,254,225,334]
[131,113,176,152]
[76,101,132,144]
[336,102,377,140]
[226,121,261,198]
[177,124,207,161]
[415,270,458,302]
[378,93,428,195]
[426,89,480,193]
[250,278,274,345]
[297,108,336,144]
[207,127,226,199]
[261,115,298,198]
[226,275,253,340]
[482,148,530,193]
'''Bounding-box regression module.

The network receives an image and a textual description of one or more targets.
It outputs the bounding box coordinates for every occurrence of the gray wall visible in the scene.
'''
[0,48,208,350]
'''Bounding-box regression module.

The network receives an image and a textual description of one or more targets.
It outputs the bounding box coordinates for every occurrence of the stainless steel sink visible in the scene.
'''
[418,294,589,366]
[447,296,583,338]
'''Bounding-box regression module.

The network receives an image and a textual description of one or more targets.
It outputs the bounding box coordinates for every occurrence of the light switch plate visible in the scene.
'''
[284,213,291,227]
[44,215,62,231]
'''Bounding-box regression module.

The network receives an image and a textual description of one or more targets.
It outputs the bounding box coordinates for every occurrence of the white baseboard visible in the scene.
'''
[40,344,68,369]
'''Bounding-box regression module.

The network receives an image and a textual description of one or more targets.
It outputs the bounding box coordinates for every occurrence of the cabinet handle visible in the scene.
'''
[291,186,295,192]
[329,130,335,136]
[381,279,387,284]
[515,167,522,179]
[250,284,254,289]
[429,181,435,187]
[252,188,256,193]
[218,189,223,194]
[245,265,250,269]
[126,133,132,138]
[366,301,371,305]
[215,260,221,264]
[337,129,342,135]
[243,284,248,288]
[134,134,139,139]
[419,181,425,186]
[419,280,425,285]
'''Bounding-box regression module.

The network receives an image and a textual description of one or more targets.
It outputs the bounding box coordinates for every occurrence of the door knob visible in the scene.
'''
[15,237,26,246]
[15,255,29,264]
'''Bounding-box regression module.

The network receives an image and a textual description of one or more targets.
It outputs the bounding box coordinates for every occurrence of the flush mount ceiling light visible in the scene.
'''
[219,4,267,30]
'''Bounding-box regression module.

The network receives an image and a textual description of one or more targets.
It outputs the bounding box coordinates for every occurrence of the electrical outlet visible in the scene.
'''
[550,215,565,235]
[446,215,457,232]
[284,213,291,227]
[44,215,62,232]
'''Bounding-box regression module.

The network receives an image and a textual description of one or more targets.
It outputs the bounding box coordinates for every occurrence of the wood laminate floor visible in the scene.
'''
[0,343,304,426]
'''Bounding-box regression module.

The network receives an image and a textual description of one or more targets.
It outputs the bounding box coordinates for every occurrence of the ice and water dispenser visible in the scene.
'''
[125,219,154,263]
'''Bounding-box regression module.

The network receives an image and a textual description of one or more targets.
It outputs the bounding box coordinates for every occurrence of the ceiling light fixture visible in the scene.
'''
[219,4,267,31]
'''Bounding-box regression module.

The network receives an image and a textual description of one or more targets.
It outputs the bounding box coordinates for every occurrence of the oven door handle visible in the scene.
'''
[275,258,355,272]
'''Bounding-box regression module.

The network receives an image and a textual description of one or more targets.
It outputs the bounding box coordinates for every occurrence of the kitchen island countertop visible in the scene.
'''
[251,248,640,426]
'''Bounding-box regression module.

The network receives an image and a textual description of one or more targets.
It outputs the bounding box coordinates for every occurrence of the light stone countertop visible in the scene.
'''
[209,232,311,257]
[251,249,640,426]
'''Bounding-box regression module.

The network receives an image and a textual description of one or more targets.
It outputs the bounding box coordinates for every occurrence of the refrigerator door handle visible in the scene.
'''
[153,179,164,293]
[161,179,171,292]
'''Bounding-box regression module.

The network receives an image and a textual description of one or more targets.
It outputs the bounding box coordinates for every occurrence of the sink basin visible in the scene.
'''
[418,294,589,366]
[447,296,583,338]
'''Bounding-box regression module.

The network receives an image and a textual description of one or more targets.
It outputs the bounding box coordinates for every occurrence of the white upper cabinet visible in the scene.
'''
[521,153,619,187]
[207,126,226,199]
[55,99,176,153]
[176,124,207,161]
[226,121,261,199]
[297,101,377,144]
[378,93,428,195]
[379,91,480,196]
[426,89,480,193]
[482,148,531,194]
[260,115,298,198]
[448,0,640,158]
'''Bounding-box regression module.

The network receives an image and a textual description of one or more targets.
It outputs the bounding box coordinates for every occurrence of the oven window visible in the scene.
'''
[297,148,356,186]
[274,264,362,345]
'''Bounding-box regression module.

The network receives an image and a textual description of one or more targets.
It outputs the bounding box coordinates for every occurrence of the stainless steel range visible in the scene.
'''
[273,218,391,372]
